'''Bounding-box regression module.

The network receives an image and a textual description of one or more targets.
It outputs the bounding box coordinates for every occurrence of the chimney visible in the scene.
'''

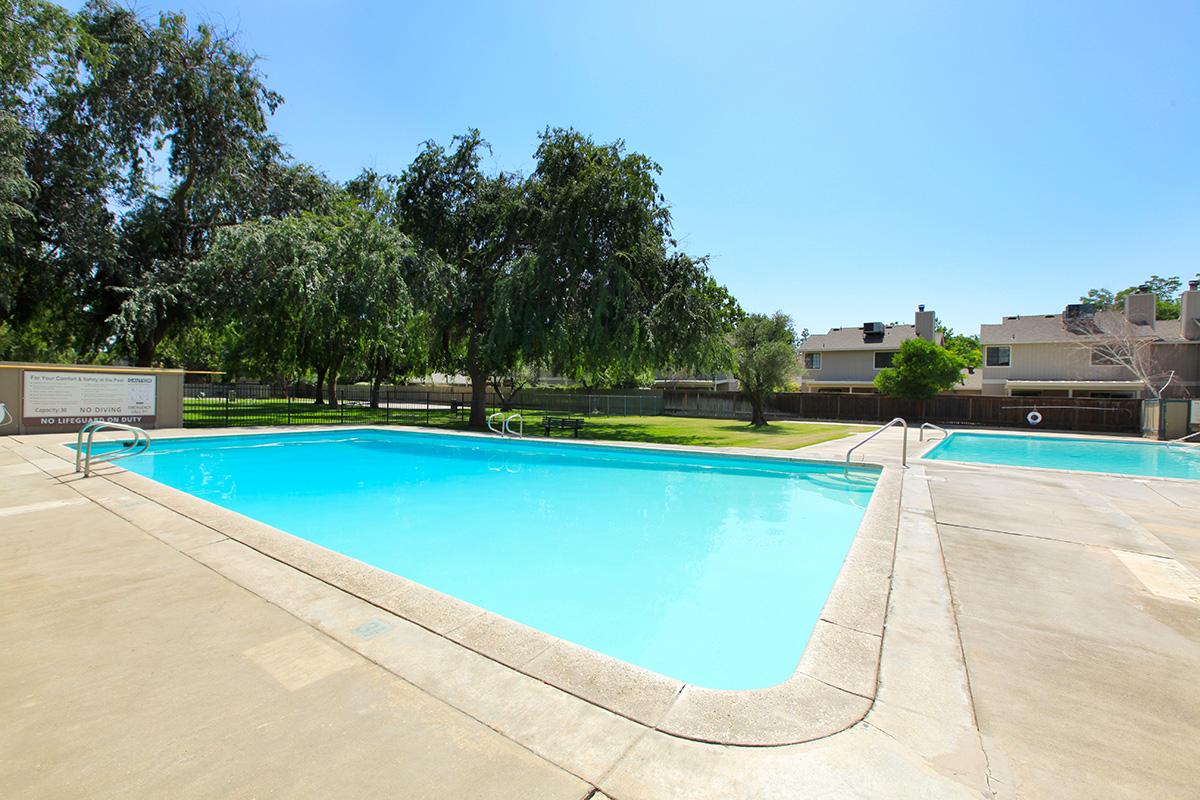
[1182,281,1200,341]
[914,305,935,342]
[1123,287,1155,326]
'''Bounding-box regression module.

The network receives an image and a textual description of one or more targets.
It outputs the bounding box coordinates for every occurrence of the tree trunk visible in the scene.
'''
[326,362,340,408]
[370,350,387,409]
[134,338,157,368]
[466,301,488,428]
[134,324,167,368]
[370,374,382,409]
[749,392,767,427]
[314,365,327,405]
[469,370,487,428]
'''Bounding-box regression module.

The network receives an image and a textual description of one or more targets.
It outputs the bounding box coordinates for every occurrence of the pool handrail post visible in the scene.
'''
[845,417,908,474]
[487,411,505,435]
[75,421,150,477]
[919,422,948,442]
[504,413,523,438]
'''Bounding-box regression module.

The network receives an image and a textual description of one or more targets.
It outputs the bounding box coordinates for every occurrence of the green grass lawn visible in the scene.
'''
[534,415,870,450]
[183,396,867,450]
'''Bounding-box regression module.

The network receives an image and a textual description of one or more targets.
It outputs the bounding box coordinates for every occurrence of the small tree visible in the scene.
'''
[732,312,797,426]
[874,338,966,400]
[1081,318,1179,398]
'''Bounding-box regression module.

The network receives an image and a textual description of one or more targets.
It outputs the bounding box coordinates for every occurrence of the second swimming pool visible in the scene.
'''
[924,431,1200,480]
[92,429,878,689]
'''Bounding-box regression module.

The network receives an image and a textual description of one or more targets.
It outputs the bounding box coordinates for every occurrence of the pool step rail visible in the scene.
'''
[845,417,908,472]
[75,421,151,477]
[486,412,524,438]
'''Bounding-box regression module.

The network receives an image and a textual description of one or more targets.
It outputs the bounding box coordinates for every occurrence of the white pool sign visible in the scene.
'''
[22,370,157,426]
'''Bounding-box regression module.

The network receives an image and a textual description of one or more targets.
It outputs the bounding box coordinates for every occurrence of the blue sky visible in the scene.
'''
[67,1,1199,334]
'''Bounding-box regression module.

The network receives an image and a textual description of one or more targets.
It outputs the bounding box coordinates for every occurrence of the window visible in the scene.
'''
[985,346,1011,367]
[873,351,897,369]
[1090,349,1122,367]
[803,352,821,370]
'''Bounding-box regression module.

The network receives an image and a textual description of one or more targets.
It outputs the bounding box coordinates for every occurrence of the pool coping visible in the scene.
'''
[919,429,1200,484]
[33,424,902,747]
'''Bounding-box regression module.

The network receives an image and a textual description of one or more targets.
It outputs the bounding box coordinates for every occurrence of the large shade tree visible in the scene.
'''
[0,0,107,360]
[523,129,739,385]
[5,1,286,364]
[394,127,739,427]
[197,201,436,405]
[393,129,526,426]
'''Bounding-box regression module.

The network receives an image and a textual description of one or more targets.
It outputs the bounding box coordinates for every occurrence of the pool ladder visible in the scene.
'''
[919,422,948,442]
[75,421,151,477]
[486,412,524,438]
[845,417,908,473]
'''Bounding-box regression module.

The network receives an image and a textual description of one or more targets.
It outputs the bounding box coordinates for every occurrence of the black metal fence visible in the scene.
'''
[182,383,662,428]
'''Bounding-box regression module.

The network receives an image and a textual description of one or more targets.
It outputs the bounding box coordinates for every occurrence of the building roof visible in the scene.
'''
[800,324,930,352]
[980,311,1189,345]
[959,369,983,391]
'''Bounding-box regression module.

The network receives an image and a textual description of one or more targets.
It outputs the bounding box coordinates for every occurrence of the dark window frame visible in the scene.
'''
[985,346,1012,367]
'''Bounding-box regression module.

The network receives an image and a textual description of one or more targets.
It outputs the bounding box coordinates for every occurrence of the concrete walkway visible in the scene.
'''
[1,428,1198,798]
[924,464,1200,799]
[0,445,589,800]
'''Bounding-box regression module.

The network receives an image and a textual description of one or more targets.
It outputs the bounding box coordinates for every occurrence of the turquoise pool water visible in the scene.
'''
[92,429,877,689]
[924,432,1200,480]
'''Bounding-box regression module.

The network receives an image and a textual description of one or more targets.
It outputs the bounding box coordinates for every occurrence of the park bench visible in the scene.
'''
[542,416,585,437]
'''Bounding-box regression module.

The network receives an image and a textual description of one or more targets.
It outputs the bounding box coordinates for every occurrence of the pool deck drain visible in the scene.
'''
[2,425,1199,798]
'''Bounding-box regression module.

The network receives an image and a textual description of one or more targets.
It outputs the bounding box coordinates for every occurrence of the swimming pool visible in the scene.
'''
[90,429,878,689]
[924,432,1200,480]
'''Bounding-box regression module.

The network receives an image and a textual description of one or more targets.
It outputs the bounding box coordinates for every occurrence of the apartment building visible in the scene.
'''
[979,283,1200,398]
[797,306,981,394]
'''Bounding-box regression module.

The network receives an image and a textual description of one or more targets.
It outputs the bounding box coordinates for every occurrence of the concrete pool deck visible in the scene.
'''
[2,425,1198,798]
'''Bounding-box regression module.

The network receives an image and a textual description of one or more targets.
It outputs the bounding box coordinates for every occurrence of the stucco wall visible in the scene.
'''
[801,350,894,384]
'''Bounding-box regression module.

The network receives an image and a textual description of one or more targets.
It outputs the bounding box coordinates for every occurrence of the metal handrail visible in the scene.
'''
[845,417,907,471]
[486,412,505,435]
[75,421,151,477]
[503,413,524,438]
[919,422,948,442]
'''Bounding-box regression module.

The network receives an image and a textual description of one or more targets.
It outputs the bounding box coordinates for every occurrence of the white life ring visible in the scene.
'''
[1026,410,1043,426]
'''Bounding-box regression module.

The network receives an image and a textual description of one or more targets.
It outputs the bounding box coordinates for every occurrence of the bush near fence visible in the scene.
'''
[662,390,1141,434]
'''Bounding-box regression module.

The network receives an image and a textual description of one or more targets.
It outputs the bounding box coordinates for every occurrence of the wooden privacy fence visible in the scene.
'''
[663,390,1142,434]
